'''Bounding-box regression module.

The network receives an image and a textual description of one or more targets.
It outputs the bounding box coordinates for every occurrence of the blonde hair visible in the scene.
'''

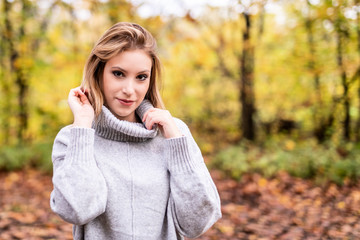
[81,22,165,117]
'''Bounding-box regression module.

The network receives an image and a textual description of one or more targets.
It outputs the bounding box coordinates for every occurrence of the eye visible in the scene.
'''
[137,74,148,81]
[112,71,124,77]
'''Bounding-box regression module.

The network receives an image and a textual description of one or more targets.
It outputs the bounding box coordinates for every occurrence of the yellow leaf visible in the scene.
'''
[337,201,345,209]
[4,172,20,190]
[351,191,360,202]
[218,224,235,236]
[314,199,322,207]
[258,177,267,187]
[284,139,296,150]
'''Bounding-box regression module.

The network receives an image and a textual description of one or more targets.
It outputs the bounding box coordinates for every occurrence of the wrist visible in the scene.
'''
[73,118,93,128]
[164,128,183,139]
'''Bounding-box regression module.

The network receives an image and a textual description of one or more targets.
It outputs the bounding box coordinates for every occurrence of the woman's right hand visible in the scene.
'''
[68,87,95,128]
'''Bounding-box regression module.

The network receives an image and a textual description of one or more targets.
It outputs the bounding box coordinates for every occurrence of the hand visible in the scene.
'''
[142,108,182,139]
[68,87,94,128]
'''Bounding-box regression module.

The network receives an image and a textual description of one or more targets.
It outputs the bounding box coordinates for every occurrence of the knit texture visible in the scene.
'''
[50,100,221,240]
[93,99,157,142]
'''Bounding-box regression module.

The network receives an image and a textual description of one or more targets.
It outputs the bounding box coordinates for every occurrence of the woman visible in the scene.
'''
[50,22,221,240]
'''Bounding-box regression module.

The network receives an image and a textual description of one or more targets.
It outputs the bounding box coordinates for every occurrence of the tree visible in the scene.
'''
[355,0,360,141]
[238,0,267,141]
[240,11,256,141]
[304,0,336,142]
[333,2,351,140]
[1,0,14,144]
[0,0,73,144]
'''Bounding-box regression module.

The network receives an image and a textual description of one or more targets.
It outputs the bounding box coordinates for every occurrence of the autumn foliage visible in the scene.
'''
[1,0,360,239]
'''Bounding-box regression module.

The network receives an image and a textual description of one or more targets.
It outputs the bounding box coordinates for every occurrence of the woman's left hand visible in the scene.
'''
[143,108,182,139]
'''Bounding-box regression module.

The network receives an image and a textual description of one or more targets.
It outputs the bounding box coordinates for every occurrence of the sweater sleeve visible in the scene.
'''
[50,126,108,225]
[167,119,222,238]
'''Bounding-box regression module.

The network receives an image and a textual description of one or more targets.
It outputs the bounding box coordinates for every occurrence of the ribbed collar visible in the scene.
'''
[93,100,158,142]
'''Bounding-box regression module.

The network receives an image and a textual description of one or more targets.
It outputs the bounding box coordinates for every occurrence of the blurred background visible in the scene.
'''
[1,0,360,239]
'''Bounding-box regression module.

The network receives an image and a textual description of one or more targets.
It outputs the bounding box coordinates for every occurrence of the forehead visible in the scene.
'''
[106,49,152,71]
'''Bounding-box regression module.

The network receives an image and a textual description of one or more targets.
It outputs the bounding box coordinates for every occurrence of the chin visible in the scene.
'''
[116,109,136,121]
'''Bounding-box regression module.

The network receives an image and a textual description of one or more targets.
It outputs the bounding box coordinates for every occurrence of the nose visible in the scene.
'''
[122,78,135,96]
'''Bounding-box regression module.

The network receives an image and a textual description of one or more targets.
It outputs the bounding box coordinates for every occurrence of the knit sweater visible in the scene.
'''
[50,100,222,240]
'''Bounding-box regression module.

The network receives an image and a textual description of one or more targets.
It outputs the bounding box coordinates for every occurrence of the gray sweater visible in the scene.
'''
[50,100,221,240]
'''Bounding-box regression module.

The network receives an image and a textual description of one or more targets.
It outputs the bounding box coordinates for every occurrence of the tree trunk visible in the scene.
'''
[2,0,16,144]
[335,23,350,141]
[15,66,28,142]
[305,15,321,122]
[3,0,28,143]
[305,0,333,142]
[2,0,71,144]
[240,12,256,141]
[13,0,32,143]
[0,48,11,144]
[355,0,360,141]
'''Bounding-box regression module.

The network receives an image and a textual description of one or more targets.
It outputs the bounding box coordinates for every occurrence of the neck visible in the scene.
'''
[107,107,138,123]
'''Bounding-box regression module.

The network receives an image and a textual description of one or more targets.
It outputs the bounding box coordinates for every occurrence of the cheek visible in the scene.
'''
[102,77,116,99]
[141,82,150,95]
[102,73,109,90]
[103,74,119,90]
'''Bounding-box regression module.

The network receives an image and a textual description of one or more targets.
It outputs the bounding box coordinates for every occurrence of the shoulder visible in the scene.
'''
[53,125,72,145]
[173,117,187,127]
[171,117,202,153]
[56,125,73,138]
[172,117,192,136]
[52,125,73,160]
[54,125,96,144]
[59,125,73,133]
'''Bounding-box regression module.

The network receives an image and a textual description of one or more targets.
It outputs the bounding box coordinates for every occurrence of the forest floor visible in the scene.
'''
[1,168,360,240]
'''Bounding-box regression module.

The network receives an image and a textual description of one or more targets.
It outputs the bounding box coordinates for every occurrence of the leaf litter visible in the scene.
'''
[1,169,360,239]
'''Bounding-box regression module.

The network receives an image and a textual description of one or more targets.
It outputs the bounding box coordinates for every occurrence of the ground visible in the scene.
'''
[1,168,360,239]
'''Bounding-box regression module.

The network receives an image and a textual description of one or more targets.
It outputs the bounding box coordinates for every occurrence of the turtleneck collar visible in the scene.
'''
[93,99,158,142]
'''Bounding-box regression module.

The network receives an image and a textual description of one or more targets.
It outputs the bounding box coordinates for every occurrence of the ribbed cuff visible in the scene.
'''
[167,136,199,173]
[66,127,95,164]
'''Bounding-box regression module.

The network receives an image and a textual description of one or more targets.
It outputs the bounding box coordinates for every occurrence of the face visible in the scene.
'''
[102,49,152,122]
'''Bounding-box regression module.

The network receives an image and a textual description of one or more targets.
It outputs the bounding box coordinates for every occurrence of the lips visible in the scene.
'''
[117,98,135,106]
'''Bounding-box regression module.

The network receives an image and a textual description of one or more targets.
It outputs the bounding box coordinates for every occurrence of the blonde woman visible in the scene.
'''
[50,22,221,240]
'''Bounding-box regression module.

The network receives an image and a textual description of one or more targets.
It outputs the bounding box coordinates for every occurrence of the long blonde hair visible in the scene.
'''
[81,22,165,117]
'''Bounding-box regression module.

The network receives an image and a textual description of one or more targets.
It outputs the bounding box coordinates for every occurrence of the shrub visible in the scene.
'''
[210,139,360,185]
[212,145,250,179]
[0,145,32,171]
[0,142,53,173]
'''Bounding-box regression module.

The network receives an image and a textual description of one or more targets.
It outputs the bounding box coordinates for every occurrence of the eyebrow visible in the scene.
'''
[111,66,150,74]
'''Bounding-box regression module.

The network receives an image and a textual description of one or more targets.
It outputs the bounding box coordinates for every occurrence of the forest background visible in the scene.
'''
[2,0,360,239]
[1,0,360,184]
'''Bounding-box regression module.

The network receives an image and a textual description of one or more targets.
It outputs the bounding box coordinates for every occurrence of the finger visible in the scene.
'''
[144,112,154,129]
[145,117,159,130]
[78,91,90,104]
[69,89,79,101]
[74,88,90,104]
[144,112,156,129]
[68,88,88,107]
[84,88,90,98]
[70,87,82,96]
[142,108,157,123]
[145,113,165,130]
